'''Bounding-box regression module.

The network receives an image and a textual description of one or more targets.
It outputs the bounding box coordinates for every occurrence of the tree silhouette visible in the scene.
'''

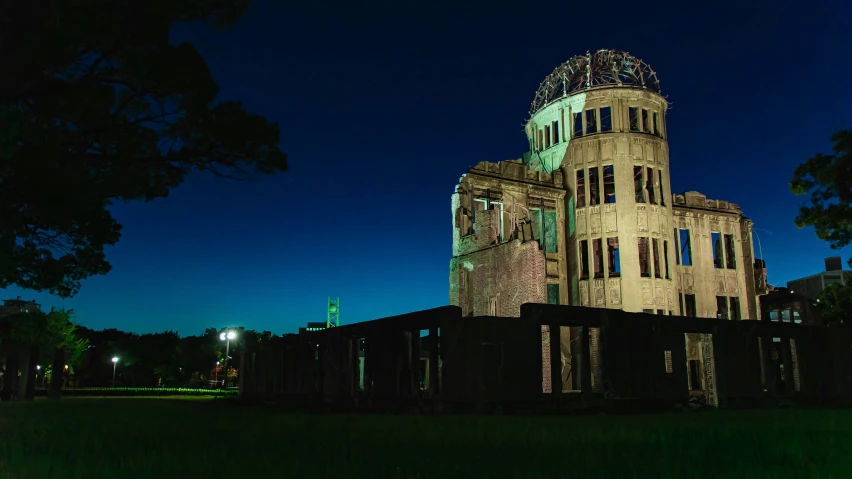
[0,0,288,297]
[791,129,852,267]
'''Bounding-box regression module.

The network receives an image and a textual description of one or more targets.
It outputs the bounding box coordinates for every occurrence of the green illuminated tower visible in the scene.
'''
[327,297,340,328]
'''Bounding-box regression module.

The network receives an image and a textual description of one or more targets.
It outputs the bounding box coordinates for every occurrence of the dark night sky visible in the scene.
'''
[5,0,852,335]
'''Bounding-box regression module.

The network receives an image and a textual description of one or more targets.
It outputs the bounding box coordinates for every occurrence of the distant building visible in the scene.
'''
[760,287,819,325]
[298,321,327,334]
[0,297,40,317]
[786,256,851,299]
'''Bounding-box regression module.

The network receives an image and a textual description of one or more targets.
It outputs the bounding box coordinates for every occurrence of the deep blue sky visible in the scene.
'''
[5,0,852,335]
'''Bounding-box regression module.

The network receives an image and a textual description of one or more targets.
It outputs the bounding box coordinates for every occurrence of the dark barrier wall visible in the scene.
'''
[241,304,852,411]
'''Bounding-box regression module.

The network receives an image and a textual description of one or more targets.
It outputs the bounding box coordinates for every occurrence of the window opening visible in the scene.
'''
[684,294,697,317]
[646,167,656,204]
[585,109,597,135]
[579,240,590,279]
[547,284,560,305]
[716,296,729,319]
[663,240,671,279]
[642,108,650,133]
[633,166,645,203]
[658,170,666,206]
[552,121,560,145]
[724,234,736,269]
[544,211,558,253]
[678,229,692,266]
[576,170,586,207]
[588,167,600,206]
[652,239,661,279]
[638,237,650,278]
[730,297,741,321]
[607,238,620,277]
[593,238,604,279]
[629,107,639,132]
[573,112,583,138]
[544,125,551,148]
[664,351,673,373]
[712,232,723,269]
[600,107,612,132]
[603,165,615,203]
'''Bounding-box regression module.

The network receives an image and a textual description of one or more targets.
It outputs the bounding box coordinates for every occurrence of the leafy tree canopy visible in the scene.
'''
[791,129,852,267]
[0,308,88,365]
[0,0,288,297]
[815,282,852,326]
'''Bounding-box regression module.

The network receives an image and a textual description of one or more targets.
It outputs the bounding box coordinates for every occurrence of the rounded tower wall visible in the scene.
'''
[525,55,678,313]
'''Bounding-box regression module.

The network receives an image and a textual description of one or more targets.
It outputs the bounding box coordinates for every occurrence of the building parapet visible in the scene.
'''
[673,191,743,215]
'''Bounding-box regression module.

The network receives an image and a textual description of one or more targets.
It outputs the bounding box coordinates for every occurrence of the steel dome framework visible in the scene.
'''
[529,49,661,117]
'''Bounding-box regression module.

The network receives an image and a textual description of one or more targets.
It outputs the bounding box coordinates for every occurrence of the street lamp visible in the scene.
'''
[219,330,237,387]
[111,357,119,387]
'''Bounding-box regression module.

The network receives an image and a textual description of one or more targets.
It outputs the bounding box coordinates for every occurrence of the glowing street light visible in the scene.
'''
[219,330,237,387]
[111,357,119,387]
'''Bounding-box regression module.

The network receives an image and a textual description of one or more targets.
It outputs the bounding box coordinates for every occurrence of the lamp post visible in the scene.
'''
[111,357,119,387]
[219,331,237,387]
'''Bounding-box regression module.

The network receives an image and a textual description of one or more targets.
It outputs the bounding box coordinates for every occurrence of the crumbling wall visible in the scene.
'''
[451,240,546,317]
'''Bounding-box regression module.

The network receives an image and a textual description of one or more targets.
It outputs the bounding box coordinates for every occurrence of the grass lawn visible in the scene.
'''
[1,398,850,479]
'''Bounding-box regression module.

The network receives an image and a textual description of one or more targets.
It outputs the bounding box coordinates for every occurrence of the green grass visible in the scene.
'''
[34,387,237,397]
[1,398,851,478]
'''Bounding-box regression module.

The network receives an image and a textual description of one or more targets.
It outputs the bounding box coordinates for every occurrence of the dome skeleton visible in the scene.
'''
[528,49,661,117]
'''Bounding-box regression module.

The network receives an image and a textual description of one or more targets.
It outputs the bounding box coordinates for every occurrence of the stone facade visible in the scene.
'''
[450,53,764,324]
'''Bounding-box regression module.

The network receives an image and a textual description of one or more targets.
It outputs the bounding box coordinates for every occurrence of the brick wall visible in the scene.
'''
[454,240,547,317]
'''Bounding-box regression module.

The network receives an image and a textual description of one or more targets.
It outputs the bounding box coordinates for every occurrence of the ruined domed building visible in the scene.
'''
[450,49,769,394]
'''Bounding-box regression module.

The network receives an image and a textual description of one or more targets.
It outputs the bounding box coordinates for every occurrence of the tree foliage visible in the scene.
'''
[815,282,852,326]
[790,129,852,267]
[0,0,288,297]
[0,308,88,365]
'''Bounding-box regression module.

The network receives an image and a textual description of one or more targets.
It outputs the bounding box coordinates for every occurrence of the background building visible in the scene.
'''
[786,256,851,299]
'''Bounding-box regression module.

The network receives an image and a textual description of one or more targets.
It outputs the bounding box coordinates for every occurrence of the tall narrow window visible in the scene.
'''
[633,166,645,203]
[638,237,650,278]
[544,125,551,148]
[684,294,697,317]
[573,112,583,138]
[629,107,639,132]
[724,234,736,269]
[585,109,597,135]
[658,170,666,206]
[663,240,671,279]
[544,211,557,253]
[588,167,600,206]
[642,109,650,133]
[716,296,729,319]
[552,121,560,145]
[593,238,604,278]
[530,208,543,242]
[652,239,661,279]
[607,238,620,277]
[603,165,616,203]
[547,284,560,305]
[674,229,680,265]
[729,297,741,320]
[678,229,692,266]
[646,167,656,204]
[579,240,589,279]
[473,198,487,233]
[491,202,504,242]
[653,112,660,137]
[537,130,543,150]
[600,107,612,132]
[576,170,586,207]
[712,232,723,269]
